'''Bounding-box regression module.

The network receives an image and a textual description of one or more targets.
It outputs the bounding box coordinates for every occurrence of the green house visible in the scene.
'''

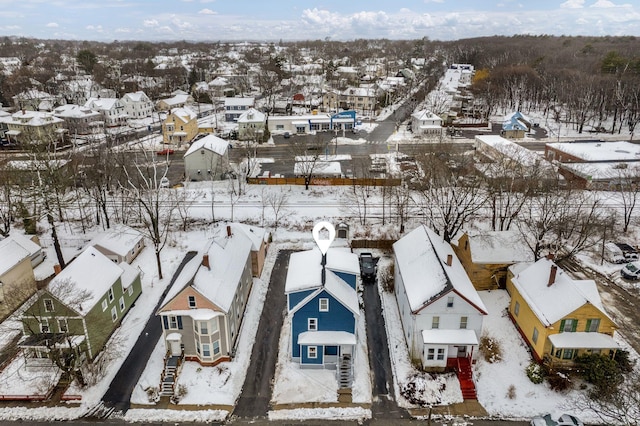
[19,246,142,363]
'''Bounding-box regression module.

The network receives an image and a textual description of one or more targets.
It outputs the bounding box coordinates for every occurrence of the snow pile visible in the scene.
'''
[125,408,228,423]
[268,406,371,421]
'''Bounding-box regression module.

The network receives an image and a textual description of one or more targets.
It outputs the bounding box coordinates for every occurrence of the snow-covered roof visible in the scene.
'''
[237,108,265,123]
[464,230,534,264]
[191,227,254,313]
[476,135,545,167]
[421,329,479,345]
[49,246,125,312]
[285,247,359,293]
[85,97,120,111]
[502,116,528,131]
[122,91,149,102]
[161,308,225,321]
[184,134,229,157]
[90,225,144,257]
[393,225,487,314]
[509,258,613,327]
[169,107,197,123]
[0,238,31,276]
[298,331,356,346]
[411,109,442,122]
[294,161,342,176]
[159,93,190,107]
[224,97,254,107]
[558,161,640,181]
[4,233,41,259]
[548,331,618,349]
[53,104,101,119]
[229,222,268,251]
[547,141,640,162]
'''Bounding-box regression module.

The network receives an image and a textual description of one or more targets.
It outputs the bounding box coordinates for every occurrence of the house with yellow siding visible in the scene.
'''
[452,230,534,291]
[506,257,618,368]
[162,107,198,145]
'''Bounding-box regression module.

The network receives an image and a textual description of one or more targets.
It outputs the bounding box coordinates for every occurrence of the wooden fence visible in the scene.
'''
[247,177,401,187]
[350,239,396,250]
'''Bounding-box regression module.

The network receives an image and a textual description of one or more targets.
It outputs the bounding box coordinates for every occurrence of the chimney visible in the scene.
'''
[226,225,232,237]
[53,264,62,275]
[446,254,453,266]
[548,265,558,287]
[546,253,555,261]
[202,254,210,270]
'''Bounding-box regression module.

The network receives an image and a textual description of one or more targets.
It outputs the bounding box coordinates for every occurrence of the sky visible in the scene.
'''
[0,0,639,43]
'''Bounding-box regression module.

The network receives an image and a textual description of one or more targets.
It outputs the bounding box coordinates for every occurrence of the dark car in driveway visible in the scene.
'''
[359,252,377,284]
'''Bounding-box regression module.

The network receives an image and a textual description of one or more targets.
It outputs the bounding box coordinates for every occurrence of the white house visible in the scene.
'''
[393,225,488,371]
[237,108,266,141]
[121,91,154,119]
[84,97,127,127]
[183,134,230,181]
[224,97,254,122]
[410,109,443,136]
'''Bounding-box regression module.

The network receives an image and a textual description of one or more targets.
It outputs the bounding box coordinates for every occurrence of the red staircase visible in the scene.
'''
[456,357,477,400]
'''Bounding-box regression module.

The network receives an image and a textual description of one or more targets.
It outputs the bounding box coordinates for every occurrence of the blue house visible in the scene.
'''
[285,247,360,370]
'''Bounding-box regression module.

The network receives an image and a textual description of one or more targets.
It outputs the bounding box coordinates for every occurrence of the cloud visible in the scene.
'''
[198,8,217,15]
[560,0,585,8]
[424,0,444,3]
[86,24,103,32]
[115,27,130,33]
[143,19,158,27]
[46,22,59,28]
[590,0,616,7]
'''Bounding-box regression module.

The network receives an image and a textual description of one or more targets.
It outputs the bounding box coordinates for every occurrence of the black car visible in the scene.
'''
[359,252,377,284]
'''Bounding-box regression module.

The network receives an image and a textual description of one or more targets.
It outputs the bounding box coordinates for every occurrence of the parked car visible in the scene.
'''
[283,132,291,138]
[614,242,639,261]
[530,413,584,426]
[621,260,640,280]
[159,177,170,188]
[604,242,626,264]
[156,148,175,156]
[359,252,377,284]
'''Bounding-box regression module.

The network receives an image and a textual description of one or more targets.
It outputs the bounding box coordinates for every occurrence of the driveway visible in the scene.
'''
[87,250,198,418]
[232,250,290,419]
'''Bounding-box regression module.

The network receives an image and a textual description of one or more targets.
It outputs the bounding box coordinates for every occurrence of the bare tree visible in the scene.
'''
[602,163,640,233]
[289,135,324,190]
[264,189,290,229]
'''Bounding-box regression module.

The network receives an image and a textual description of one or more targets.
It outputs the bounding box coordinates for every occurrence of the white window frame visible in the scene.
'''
[40,318,50,333]
[128,285,134,296]
[308,346,317,359]
[447,296,454,308]
[200,321,208,335]
[202,343,211,357]
[213,340,220,355]
[58,318,68,333]
[111,306,118,322]
[119,296,125,312]
[426,348,435,360]
[319,298,329,312]
[460,316,468,329]
[437,348,445,360]
[101,299,108,312]
[188,295,196,309]
[432,316,440,329]
[44,299,54,312]
[169,316,178,329]
[308,318,318,331]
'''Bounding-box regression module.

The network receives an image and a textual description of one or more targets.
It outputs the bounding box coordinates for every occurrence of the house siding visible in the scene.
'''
[452,233,509,291]
[333,271,356,289]
[288,289,315,311]
[184,150,228,181]
[291,290,355,358]
[0,258,37,319]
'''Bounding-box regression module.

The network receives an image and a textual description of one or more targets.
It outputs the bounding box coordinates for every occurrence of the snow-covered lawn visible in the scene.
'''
[0,356,61,398]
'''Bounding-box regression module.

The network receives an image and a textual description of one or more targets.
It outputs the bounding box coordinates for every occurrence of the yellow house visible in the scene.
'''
[162,107,198,145]
[506,257,618,368]
[452,230,534,291]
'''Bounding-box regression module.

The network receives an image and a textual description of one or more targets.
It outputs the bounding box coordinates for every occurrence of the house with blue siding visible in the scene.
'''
[285,246,360,371]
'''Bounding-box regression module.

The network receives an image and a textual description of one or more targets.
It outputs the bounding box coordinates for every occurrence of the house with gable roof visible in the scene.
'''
[156,90,193,112]
[410,109,444,136]
[162,107,198,145]
[121,91,153,119]
[393,225,488,380]
[183,134,230,181]
[507,257,618,368]
[0,236,38,319]
[90,224,145,265]
[84,97,127,127]
[452,230,534,291]
[157,223,258,368]
[237,108,266,141]
[224,97,254,122]
[501,111,532,139]
[18,246,142,363]
[285,224,360,380]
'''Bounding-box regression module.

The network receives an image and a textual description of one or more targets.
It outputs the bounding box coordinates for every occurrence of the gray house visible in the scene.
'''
[183,134,230,181]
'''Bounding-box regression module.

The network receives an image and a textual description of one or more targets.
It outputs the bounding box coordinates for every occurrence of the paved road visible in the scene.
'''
[231,250,291,419]
[90,251,198,417]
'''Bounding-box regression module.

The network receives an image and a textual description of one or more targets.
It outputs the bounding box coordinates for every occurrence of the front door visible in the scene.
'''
[169,339,181,356]
[456,345,467,357]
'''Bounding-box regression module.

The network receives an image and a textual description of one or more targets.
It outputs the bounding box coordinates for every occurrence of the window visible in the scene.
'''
[108,288,114,302]
[44,299,54,312]
[432,316,440,329]
[426,348,435,360]
[200,321,208,334]
[514,301,520,316]
[460,316,468,329]
[188,295,196,309]
[58,318,68,333]
[586,319,600,332]
[437,348,445,360]
[213,340,220,355]
[447,296,454,308]
[101,299,108,311]
[169,316,177,329]
[202,344,211,357]
[532,327,539,344]
[560,319,576,333]
[128,285,134,296]
[196,340,201,354]
[319,298,329,312]
[40,318,50,333]
[562,348,575,360]
[308,318,318,331]
[111,306,118,322]
[210,318,219,334]
[119,296,125,312]
[308,346,317,359]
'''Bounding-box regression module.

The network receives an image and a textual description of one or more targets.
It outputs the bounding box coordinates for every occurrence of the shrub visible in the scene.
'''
[506,384,516,399]
[479,335,503,363]
[379,262,394,293]
[575,353,624,392]
[547,370,572,392]
[526,362,545,384]
[614,349,635,374]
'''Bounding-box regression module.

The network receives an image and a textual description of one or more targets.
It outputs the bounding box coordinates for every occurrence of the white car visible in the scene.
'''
[621,260,640,280]
[159,177,170,188]
[530,413,584,426]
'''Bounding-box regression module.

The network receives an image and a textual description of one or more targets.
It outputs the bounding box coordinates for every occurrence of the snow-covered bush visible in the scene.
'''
[525,362,545,384]
[479,335,503,363]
